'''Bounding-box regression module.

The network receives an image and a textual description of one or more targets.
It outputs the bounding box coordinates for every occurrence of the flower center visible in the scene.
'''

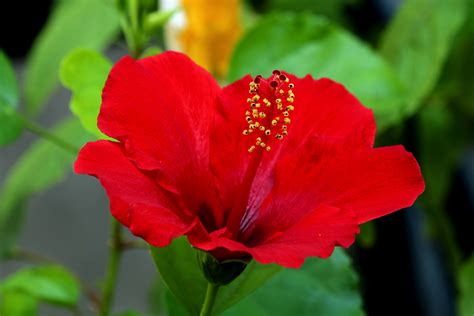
[242,70,295,153]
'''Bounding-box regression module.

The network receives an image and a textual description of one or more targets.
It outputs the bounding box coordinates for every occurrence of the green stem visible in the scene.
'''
[22,117,80,155]
[200,283,220,316]
[100,219,123,316]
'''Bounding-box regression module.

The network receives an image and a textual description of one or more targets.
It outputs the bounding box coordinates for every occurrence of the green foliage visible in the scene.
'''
[266,0,357,23]
[379,0,467,116]
[229,13,406,130]
[60,48,112,138]
[24,0,120,114]
[150,238,281,316]
[0,291,38,316]
[458,255,474,316]
[222,249,364,316]
[163,248,364,316]
[417,104,473,268]
[0,50,23,146]
[0,118,93,259]
[0,265,80,307]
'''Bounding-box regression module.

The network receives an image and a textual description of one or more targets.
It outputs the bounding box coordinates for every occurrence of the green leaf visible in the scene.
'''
[150,238,281,316]
[379,0,467,116]
[266,0,358,23]
[0,118,93,258]
[24,0,120,114]
[223,249,364,316]
[458,255,474,316]
[0,50,23,146]
[60,48,112,138]
[0,291,38,316]
[0,265,80,307]
[229,13,406,130]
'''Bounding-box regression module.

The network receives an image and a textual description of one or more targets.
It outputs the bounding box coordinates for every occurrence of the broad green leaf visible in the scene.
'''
[0,265,80,307]
[458,255,474,316]
[24,0,120,114]
[60,48,112,138]
[223,249,364,316]
[379,0,466,115]
[0,291,38,316]
[266,0,358,23]
[150,238,281,316]
[229,13,406,130]
[0,50,23,146]
[0,118,93,258]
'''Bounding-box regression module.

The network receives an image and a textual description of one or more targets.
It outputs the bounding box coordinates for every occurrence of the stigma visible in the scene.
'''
[242,70,295,153]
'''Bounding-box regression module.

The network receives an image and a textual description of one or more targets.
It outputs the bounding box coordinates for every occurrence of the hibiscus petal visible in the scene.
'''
[98,51,223,218]
[254,142,424,234]
[188,205,358,268]
[210,75,377,233]
[75,140,194,247]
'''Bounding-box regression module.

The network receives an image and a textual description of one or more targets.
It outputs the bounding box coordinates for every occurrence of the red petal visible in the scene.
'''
[254,142,424,231]
[98,51,222,218]
[210,75,377,233]
[282,76,376,153]
[188,205,359,268]
[75,140,194,247]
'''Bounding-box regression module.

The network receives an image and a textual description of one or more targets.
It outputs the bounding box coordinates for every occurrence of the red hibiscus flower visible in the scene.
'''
[75,52,424,269]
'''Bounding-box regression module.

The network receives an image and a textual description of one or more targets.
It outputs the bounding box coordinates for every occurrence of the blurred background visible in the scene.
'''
[0,0,473,315]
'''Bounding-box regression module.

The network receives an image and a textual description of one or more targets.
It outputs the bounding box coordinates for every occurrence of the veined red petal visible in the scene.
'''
[188,205,359,268]
[210,75,377,234]
[98,51,222,219]
[251,141,424,235]
[75,140,194,247]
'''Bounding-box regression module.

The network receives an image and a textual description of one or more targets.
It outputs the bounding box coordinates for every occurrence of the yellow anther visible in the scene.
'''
[259,112,266,118]
[279,89,284,94]
[271,119,278,126]
[243,130,249,135]
[249,124,255,129]
[246,116,252,122]
[260,142,266,148]
[276,98,282,103]
[283,111,289,116]
[248,145,256,153]
[284,118,291,124]
[289,83,294,88]
[265,129,271,135]
[252,95,260,101]
[251,103,256,107]
[287,97,294,102]
[255,103,261,108]
[282,125,288,130]
[282,130,288,135]
[255,122,260,127]
[245,110,251,115]
[259,126,265,131]
[276,134,283,140]
[266,146,271,152]
[286,105,295,111]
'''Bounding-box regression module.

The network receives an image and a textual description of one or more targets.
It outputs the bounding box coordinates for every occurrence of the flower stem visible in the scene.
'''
[22,117,80,155]
[200,283,220,316]
[100,219,123,316]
